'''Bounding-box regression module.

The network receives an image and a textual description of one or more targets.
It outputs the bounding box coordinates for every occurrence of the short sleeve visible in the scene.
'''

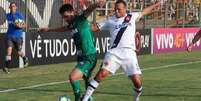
[98,20,110,30]
[132,12,142,22]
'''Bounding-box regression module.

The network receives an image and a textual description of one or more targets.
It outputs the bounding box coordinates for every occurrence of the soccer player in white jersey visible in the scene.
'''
[81,0,164,101]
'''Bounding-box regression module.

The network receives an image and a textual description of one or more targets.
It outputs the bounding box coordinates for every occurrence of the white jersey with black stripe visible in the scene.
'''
[98,12,142,50]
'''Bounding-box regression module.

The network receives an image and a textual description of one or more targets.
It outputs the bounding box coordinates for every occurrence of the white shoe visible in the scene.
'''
[134,97,140,101]
[134,98,140,101]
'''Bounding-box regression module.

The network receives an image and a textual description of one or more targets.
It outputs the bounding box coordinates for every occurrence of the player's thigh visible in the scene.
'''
[14,38,23,52]
[102,53,121,75]
[69,68,84,81]
[5,38,14,55]
[76,54,97,78]
[121,52,142,76]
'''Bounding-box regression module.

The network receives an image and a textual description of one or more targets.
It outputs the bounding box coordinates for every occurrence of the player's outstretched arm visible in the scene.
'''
[135,32,141,55]
[83,0,105,18]
[187,29,201,52]
[38,26,70,32]
[141,2,162,17]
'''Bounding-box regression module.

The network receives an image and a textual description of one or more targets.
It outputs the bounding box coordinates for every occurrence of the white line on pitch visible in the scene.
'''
[0,60,201,93]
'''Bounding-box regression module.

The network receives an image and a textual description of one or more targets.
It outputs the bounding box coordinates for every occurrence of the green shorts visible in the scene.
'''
[75,53,97,78]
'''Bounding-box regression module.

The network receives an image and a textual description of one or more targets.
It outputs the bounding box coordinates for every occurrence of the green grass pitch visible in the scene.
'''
[0,51,201,101]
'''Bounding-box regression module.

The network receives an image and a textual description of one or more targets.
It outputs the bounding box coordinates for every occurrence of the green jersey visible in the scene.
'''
[71,14,96,56]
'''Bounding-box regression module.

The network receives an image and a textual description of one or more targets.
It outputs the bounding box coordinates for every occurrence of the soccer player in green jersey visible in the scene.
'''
[39,1,105,101]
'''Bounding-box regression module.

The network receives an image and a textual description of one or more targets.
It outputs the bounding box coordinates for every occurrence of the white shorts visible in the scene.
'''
[101,48,142,76]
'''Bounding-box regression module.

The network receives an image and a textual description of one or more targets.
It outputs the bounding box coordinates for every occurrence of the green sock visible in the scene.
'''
[85,79,90,90]
[71,80,81,101]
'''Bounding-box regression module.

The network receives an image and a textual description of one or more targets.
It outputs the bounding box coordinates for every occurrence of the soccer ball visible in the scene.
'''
[14,19,24,24]
[14,19,24,27]
[58,95,71,101]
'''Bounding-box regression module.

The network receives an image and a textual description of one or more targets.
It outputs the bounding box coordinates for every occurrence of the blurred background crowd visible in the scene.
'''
[1,0,201,32]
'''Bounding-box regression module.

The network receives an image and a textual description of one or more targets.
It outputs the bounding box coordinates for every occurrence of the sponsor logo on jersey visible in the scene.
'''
[115,22,131,29]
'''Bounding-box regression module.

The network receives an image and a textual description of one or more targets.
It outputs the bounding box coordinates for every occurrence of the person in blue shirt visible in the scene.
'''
[3,2,28,73]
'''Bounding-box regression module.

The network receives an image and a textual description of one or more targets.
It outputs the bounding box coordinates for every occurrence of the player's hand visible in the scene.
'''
[14,23,21,28]
[97,0,105,8]
[15,22,25,28]
[187,43,193,52]
[38,28,49,32]
[91,23,100,32]
[14,19,26,28]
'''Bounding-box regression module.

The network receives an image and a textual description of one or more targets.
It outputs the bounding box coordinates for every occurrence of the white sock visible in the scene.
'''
[82,79,99,101]
[6,56,11,61]
[134,87,142,101]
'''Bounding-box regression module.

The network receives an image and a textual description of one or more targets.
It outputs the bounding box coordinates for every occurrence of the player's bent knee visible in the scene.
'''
[69,73,75,81]
[69,70,83,81]
[130,74,142,88]
[17,51,23,56]
[130,74,141,80]
[95,69,109,82]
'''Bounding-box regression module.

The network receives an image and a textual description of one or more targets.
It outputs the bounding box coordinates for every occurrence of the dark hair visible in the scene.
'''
[10,2,17,7]
[59,4,74,14]
[115,0,127,7]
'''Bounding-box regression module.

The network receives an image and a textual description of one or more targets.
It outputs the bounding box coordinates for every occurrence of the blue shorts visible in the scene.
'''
[6,37,23,51]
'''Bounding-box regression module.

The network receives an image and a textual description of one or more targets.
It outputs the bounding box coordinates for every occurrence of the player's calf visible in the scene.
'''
[95,68,109,82]
[70,80,81,101]
[3,55,11,74]
[130,74,142,101]
[69,68,84,101]
[81,69,109,101]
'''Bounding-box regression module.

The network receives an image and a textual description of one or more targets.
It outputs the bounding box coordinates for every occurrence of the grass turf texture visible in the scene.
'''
[0,51,201,101]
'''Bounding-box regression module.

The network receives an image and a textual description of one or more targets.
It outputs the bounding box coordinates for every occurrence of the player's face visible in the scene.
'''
[9,3,17,13]
[62,11,75,23]
[115,3,127,18]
